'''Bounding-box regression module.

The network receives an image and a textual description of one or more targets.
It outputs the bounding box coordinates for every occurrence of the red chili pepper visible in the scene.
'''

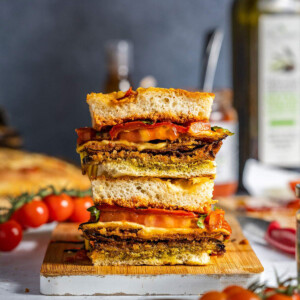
[265,221,296,255]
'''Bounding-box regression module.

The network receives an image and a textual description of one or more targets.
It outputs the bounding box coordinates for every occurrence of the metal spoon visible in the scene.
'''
[201,28,224,92]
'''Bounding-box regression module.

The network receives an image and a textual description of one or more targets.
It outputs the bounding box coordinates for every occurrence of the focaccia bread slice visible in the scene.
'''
[0,148,90,197]
[91,176,215,213]
[87,87,214,130]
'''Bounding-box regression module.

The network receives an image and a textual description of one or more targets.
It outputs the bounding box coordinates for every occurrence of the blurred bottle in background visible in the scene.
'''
[232,0,300,188]
[104,40,133,93]
[0,107,22,149]
[210,90,239,197]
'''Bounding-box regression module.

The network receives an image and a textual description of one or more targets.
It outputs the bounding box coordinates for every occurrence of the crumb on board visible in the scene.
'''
[231,239,237,243]
[25,288,30,293]
[239,239,249,245]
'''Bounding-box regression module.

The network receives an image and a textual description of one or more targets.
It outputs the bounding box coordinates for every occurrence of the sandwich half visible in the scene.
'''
[76,87,231,179]
[80,205,231,266]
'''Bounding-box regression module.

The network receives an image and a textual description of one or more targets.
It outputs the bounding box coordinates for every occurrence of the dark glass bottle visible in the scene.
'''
[232,0,300,186]
[104,40,133,93]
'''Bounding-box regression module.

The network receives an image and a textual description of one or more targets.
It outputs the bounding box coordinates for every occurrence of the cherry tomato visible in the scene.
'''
[293,294,300,300]
[10,209,28,229]
[223,285,247,297]
[44,194,74,222]
[0,220,23,251]
[18,200,49,228]
[69,196,93,223]
[227,290,259,300]
[268,295,294,300]
[200,291,227,300]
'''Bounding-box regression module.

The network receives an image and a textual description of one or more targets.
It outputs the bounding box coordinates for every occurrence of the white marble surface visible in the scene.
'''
[0,222,296,300]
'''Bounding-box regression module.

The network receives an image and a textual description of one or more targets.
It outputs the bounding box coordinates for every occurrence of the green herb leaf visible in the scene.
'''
[213,206,221,211]
[197,214,207,229]
[211,126,234,136]
[87,206,100,222]
[141,120,154,125]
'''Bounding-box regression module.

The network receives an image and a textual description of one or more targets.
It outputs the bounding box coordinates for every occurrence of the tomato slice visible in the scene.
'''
[76,121,211,144]
[187,121,211,135]
[204,209,229,232]
[109,121,182,140]
[95,205,231,234]
[97,205,198,228]
[76,127,97,145]
[109,121,210,142]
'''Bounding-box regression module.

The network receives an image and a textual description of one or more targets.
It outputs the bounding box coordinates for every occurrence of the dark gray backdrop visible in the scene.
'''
[0,0,233,163]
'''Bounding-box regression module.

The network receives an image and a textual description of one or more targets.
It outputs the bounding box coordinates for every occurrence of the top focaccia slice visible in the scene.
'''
[87,87,214,130]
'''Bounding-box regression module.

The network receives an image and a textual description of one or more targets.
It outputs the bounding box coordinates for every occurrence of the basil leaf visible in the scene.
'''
[211,126,234,136]
[87,206,100,222]
[197,215,207,229]
[141,120,154,125]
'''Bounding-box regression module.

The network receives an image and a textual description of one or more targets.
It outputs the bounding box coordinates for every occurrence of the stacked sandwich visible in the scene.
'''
[76,87,232,266]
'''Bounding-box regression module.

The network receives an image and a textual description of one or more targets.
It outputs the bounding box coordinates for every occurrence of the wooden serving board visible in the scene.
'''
[40,215,263,296]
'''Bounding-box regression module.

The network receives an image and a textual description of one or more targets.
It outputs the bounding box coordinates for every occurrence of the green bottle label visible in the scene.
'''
[258,15,300,167]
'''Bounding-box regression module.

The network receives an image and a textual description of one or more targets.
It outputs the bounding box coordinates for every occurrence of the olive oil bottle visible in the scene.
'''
[232,0,300,183]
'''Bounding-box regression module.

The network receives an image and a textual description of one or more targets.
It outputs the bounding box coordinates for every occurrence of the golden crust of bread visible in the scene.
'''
[93,196,214,214]
[91,112,208,131]
[80,221,231,242]
[87,87,214,129]
[0,148,90,197]
[87,88,214,105]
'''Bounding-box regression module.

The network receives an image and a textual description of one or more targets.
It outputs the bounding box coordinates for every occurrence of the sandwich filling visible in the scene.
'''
[76,122,230,145]
[80,205,231,242]
[84,238,225,266]
[80,206,231,265]
[76,122,231,179]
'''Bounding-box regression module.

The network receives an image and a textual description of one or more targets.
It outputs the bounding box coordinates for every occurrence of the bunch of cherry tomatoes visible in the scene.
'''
[0,192,93,252]
[200,284,300,300]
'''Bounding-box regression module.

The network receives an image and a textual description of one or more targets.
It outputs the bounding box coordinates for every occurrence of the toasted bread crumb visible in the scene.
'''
[239,239,249,245]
